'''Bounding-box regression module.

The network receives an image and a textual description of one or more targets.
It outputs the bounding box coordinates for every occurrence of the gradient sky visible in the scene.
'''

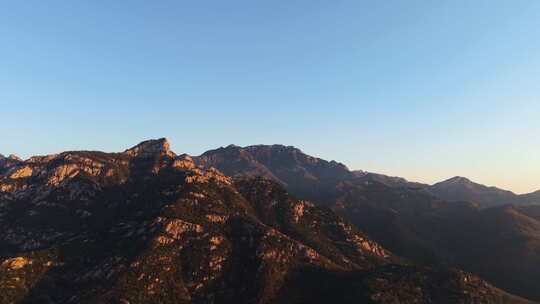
[1,1,539,193]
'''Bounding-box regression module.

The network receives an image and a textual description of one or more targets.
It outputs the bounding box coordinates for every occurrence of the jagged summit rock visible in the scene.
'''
[123,138,176,158]
[177,153,193,161]
[0,153,23,176]
[440,176,473,184]
[0,154,18,160]
[7,154,22,161]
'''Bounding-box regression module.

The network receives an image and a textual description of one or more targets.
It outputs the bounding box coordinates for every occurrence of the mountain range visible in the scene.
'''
[192,143,540,301]
[0,139,538,303]
[426,176,535,207]
[194,144,540,208]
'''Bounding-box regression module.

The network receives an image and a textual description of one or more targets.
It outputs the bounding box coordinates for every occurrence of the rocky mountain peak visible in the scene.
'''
[445,176,472,184]
[431,176,481,189]
[244,144,303,155]
[123,138,175,158]
[0,153,23,176]
[0,154,19,160]
[427,176,519,208]
[177,153,193,161]
[7,154,22,161]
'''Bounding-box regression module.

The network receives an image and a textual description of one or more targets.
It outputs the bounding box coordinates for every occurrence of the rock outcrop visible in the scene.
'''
[123,138,176,158]
[0,153,22,176]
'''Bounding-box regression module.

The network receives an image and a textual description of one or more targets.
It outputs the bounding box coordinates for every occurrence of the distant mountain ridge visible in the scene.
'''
[426,176,536,208]
[519,190,540,205]
[194,144,539,207]
[352,170,429,189]
[194,144,355,205]
[354,172,537,208]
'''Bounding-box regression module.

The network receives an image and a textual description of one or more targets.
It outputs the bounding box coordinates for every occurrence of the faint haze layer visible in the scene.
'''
[0,1,539,193]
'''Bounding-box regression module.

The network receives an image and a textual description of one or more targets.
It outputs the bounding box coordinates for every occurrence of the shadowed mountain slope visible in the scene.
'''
[195,145,540,208]
[195,144,354,205]
[271,264,532,304]
[520,190,540,205]
[353,170,429,189]
[195,144,540,301]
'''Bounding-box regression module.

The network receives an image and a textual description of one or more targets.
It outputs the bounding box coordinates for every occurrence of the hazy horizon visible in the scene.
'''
[2,1,539,194]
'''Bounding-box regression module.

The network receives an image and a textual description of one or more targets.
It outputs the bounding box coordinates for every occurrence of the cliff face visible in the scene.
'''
[0,139,533,304]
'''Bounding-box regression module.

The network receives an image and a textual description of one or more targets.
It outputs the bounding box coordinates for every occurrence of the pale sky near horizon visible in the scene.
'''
[1,1,539,194]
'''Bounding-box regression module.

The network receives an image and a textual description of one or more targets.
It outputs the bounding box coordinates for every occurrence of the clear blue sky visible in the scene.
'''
[1,1,539,193]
